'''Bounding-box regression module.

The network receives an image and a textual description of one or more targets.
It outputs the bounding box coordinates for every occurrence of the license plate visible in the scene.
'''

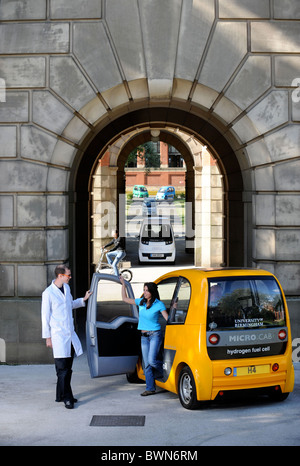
[151,253,164,258]
[233,364,270,377]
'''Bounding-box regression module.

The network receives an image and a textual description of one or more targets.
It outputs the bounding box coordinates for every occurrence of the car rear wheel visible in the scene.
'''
[268,390,289,402]
[178,365,199,410]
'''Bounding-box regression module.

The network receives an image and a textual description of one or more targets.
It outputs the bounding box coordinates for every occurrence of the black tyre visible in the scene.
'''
[178,365,199,409]
[126,368,144,384]
[120,269,132,282]
[268,390,289,402]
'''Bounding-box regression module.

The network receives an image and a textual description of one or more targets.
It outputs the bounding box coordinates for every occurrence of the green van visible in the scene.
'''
[132,185,148,198]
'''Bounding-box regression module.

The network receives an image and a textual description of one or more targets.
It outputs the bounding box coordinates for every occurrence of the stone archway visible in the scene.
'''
[71,105,244,297]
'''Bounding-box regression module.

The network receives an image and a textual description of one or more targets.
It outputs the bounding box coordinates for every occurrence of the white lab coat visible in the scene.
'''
[41,281,85,358]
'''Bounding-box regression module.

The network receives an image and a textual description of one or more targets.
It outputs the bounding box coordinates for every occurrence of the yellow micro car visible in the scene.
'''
[86,268,294,409]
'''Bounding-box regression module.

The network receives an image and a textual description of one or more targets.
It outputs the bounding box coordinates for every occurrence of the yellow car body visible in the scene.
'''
[136,268,294,408]
[86,268,294,409]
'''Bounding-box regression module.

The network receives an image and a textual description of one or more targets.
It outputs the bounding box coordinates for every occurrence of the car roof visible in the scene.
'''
[154,267,275,282]
[196,267,274,277]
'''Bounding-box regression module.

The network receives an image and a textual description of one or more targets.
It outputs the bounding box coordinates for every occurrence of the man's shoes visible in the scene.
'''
[56,397,78,403]
[64,400,74,409]
[140,390,156,396]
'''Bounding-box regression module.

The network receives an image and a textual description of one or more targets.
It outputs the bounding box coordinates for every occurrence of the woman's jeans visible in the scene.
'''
[141,330,163,392]
[106,250,126,276]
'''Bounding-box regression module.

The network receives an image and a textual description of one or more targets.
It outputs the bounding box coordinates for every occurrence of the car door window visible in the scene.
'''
[156,276,191,325]
[157,277,178,310]
[169,277,191,324]
[156,277,178,331]
[96,278,133,322]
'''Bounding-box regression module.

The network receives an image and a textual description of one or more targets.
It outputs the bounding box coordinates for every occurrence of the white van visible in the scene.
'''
[138,217,176,263]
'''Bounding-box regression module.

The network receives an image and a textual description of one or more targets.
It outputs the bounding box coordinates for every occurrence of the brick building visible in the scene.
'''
[125,142,186,192]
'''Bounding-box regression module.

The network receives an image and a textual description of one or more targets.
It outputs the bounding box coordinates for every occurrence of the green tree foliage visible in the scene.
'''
[126,141,160,173]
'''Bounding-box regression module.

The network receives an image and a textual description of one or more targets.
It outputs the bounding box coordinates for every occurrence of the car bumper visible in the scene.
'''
[139,252,175,262]
[210,355,294,400]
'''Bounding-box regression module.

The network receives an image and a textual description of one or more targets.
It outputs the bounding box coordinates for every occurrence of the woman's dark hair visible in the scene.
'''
[140,282,160,308]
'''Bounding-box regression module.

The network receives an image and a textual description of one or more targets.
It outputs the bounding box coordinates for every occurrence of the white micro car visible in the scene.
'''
[138,217,176,263]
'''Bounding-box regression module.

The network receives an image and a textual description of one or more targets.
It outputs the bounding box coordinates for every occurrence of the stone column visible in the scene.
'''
[91,165,118,269]
[194,166,202,266]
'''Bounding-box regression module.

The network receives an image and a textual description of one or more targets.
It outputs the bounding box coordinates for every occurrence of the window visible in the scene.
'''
[157,277,178,311]
[169,277,191,324]
[168,145,184,167]
[207,276,286,331]
[96,279,133,323]
[157,276,191,325]
[141,223,172,241]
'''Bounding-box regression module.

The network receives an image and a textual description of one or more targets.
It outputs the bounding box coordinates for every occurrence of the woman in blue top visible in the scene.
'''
[120,277,168,396]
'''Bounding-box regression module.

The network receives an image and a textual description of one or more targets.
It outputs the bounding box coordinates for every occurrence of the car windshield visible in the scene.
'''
[141,223,172,241]
[158,187,167,192]
[207,276,286,331]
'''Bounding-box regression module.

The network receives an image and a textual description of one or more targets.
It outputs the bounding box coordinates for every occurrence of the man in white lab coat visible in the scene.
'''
[41,264,92,409]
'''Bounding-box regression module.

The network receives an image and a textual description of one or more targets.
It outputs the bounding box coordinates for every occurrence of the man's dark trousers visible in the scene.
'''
[54,346,75,402]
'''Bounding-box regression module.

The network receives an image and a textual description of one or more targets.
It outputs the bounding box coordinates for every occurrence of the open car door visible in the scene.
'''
[86,273,140,378]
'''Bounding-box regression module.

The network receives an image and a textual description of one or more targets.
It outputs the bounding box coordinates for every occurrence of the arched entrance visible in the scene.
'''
[71,106,244,298]
[91,129,196,257]
[91,127,224,268]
